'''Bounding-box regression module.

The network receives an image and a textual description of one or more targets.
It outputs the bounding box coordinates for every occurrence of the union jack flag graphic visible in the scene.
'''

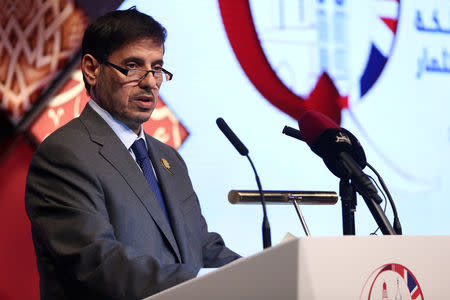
[360,0,401,97]
[380,264,424,300]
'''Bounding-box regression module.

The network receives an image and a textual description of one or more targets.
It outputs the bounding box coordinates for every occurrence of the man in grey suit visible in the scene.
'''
[25,8,240,300]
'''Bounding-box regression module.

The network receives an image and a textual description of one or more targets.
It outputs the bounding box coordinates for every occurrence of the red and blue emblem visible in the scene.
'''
[361,263,425,300]
[219,0,401,124]
[360,0,401,98]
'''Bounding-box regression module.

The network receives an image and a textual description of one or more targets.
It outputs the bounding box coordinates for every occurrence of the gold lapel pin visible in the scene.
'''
[160,158,174,175]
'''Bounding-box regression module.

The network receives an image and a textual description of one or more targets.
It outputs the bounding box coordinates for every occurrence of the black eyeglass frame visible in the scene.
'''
[104,61,173,82]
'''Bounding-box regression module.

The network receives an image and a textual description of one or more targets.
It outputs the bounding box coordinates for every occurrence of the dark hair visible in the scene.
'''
[81,7,167,93]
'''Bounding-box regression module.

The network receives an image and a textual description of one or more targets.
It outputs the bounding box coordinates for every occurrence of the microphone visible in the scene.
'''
[216,118,248,156]
[298,110,397,235]
[298,110,367,178]
[228,190,338,205]
[298,110,371,187]
[282,126,303,141]
[216,118,272,249]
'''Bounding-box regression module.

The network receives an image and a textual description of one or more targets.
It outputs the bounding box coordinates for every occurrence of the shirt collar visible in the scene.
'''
[88,99,148,150]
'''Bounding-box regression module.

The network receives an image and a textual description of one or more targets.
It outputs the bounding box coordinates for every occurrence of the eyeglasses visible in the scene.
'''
[104,61,173,83]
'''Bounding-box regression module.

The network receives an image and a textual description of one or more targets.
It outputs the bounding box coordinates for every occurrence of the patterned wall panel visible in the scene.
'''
[0,0,88,125]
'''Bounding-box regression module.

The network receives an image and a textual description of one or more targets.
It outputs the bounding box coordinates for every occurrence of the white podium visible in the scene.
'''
[146,236,450,299]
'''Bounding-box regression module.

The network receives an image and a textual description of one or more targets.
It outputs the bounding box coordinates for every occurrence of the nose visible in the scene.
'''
[138,71,158,91]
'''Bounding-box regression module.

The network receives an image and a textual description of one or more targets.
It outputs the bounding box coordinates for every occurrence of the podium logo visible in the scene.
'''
[360,263,424,300]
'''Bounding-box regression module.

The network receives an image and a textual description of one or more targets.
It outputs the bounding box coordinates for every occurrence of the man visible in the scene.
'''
[25,7,240,300]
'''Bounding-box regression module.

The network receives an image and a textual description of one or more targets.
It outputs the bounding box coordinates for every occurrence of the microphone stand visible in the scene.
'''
[360,189,396,235]
[339,152,396,235]
[246,155,271,249]
[340,179,356,235]
[292,199,311,236]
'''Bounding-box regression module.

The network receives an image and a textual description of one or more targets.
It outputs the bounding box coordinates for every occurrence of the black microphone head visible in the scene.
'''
[216,118,249,156]
[341,128,366,169]
[310,128,367,178]
[298,110,366,178]
[282,126,304,141]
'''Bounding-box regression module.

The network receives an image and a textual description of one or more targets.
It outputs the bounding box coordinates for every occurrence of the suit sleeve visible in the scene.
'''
[25,140,199,300]
[170,148,241,268]
[200,213,242,268]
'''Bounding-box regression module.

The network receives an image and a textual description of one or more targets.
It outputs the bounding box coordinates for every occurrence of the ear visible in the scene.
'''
[81,54,101,92]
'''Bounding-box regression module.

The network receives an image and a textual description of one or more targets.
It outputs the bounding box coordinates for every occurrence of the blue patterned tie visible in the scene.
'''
[131,139,170,224]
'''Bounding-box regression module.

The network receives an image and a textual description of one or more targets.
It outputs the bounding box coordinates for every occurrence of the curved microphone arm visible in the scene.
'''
[246,155,271,248]
[217,117,272,249]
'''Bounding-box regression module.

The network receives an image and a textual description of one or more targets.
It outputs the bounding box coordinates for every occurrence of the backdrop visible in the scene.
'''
[116,0,450,257]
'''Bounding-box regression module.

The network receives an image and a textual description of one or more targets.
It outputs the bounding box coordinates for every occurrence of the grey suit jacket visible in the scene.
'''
[25,104,240,300]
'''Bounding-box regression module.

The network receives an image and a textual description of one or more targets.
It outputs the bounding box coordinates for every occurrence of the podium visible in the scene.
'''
[146,236,450,299]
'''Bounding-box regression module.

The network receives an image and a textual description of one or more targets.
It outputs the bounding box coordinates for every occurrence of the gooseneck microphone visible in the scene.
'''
[297,110,397,235]
[216,118,272,249]
[216,118,249,156]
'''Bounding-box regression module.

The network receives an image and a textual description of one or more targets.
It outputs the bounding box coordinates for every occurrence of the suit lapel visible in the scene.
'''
[145,135,189,264]
[79,105,181,262]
